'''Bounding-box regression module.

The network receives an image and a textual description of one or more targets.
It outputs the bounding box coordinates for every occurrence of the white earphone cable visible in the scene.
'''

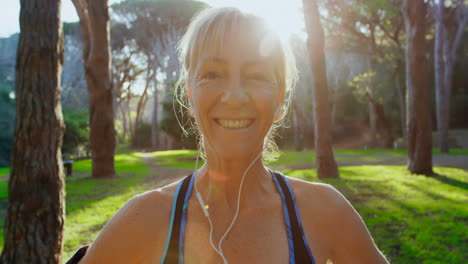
[192,102,281,263]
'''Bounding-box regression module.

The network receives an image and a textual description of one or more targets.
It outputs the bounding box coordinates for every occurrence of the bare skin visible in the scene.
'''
[77,164,388,263]
[77,12,388,264]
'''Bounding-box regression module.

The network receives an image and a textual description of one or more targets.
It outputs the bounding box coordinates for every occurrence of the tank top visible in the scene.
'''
[160,169,316,264]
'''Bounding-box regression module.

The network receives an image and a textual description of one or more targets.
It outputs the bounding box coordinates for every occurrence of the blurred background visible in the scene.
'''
[0,0,465,166]
[0,0,467,263]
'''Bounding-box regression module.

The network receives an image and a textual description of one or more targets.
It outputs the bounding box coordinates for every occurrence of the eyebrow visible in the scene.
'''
[244,60,270,68]
[200,57,227,66]
[200,57,270,68]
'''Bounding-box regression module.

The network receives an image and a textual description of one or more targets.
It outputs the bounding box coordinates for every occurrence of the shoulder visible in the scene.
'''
[78,178,184,264]
[285,176,348,223]
[284,176,342,207]
[285,176,388,263]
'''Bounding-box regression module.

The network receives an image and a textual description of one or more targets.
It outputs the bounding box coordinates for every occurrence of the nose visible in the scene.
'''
[220,73,249,105]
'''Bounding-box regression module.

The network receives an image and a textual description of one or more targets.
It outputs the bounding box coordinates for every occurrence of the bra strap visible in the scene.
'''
[270,170,316,264]
[161,173,194,264]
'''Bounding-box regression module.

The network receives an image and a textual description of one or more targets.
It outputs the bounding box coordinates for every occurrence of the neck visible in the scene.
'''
[194,147,272,211]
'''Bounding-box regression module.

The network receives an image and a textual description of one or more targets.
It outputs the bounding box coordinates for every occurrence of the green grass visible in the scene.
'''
[0,168,9,180]
[145,148,468,169]
[63,153,155,258]
[0,149,467,263]
[143,149,203,170]
[432,148,468,155]
[285,166,468,263]
[0,152,157,260]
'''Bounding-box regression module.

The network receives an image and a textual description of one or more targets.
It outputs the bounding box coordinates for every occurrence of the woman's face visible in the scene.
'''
[189,29,282,160]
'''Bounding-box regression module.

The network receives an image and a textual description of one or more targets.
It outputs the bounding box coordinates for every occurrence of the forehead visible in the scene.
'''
[206,26,269,60]
[190,15,281,69]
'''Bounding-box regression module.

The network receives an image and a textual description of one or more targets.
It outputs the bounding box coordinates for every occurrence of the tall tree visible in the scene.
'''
[72,0,116,178]
[375,0,406,139]
[112,0,206,150]
[303,0,339,178]
[1,0,66,262]
[324,0,403,147]
[403,0,433,175]
[431,0,468,153]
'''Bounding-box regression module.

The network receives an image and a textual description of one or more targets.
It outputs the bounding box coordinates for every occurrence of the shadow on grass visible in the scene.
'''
[286,166,468,263]
[431,173,468,191]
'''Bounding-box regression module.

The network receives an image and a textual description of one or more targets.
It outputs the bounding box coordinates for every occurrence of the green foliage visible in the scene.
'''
[0,85,15,167]
[63,22,80,36]
[133,122,152,149]
[111,0,207,54]
[62,109,89,158]
[349,71,377,103]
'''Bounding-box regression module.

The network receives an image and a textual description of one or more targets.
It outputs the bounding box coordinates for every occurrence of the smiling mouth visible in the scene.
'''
[215,119,254,129]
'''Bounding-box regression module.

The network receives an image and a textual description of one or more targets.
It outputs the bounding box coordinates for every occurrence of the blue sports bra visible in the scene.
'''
[160,169,316,264]
[65,170,316,264]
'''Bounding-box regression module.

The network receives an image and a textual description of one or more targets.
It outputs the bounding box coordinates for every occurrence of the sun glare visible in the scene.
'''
[203,0,305,42]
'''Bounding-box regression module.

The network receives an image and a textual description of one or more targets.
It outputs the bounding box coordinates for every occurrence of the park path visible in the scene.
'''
[275,153,468,171]
[140,153,192,187]
[139,152,468,183]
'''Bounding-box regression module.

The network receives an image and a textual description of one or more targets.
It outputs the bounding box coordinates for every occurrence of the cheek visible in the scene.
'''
[191,89,218,132]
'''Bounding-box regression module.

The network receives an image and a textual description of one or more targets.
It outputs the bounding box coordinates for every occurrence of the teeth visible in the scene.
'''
[217,119,252,128]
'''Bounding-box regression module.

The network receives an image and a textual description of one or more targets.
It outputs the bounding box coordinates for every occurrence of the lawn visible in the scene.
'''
[0,149,466,263]
[285,166,467,263]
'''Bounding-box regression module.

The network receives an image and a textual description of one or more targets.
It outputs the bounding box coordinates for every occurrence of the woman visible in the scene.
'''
[68,7,389,264]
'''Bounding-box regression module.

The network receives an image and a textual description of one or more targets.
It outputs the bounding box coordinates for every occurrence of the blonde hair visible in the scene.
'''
[175,7,297,161]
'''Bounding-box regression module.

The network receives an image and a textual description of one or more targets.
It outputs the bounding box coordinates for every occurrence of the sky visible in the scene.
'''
[0,0,305,39]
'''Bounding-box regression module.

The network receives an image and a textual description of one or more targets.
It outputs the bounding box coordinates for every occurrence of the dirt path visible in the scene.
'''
[140,153,192,187]
[273,154,468,171]
[140,152,468,182]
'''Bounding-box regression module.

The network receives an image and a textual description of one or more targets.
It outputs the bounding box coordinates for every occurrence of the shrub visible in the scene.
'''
[62,109,89,158]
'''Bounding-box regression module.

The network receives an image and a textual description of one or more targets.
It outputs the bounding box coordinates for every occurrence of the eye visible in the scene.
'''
[202,71,221,80]
[247,73,269,82]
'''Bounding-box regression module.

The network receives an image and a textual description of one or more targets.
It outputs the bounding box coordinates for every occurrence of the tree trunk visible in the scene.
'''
[126,100,134,143]
[362,90,394,148]
[395,67,406,139]
[121,104,128,142]
[434,0,468,153]
[303,0,339,178]
[331,98,337,129]
[131,66,151,148]
[368,26,378,148]
[434,1,448,153]
[72,0,115,178]
[152,75,159,150]
[375,103,394,148]
[403,0,433,175]
[368,102,377,147]
[1,0,66,262]
[292,105,303,151]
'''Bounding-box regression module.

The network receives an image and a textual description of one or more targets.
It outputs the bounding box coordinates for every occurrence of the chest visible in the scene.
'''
[182,207,290,264]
